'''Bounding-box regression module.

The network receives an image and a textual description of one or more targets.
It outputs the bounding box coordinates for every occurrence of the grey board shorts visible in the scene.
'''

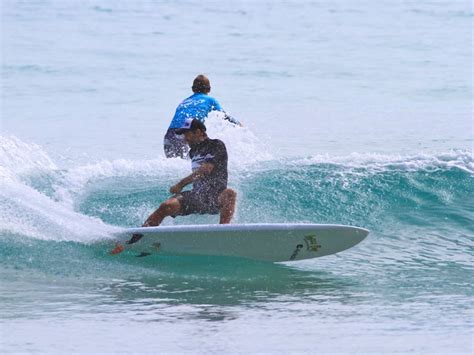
[175,190,222,216]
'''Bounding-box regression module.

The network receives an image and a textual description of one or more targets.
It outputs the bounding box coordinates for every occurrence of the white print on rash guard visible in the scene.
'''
[189,138,228,196]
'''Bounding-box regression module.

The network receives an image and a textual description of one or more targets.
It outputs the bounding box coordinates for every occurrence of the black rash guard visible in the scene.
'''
[189,138,228,196]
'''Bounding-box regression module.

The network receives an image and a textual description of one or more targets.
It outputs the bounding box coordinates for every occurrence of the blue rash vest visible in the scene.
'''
[168,93,239,129]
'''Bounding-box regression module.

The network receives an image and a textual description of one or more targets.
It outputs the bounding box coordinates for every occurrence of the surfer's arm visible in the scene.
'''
[222,111,243,127]
[169,163,215,194]
[211,97,242,126]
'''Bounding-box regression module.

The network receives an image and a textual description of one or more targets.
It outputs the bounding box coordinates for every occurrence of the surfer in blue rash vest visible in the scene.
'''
[163,74,242,158]
[110,118,237,253]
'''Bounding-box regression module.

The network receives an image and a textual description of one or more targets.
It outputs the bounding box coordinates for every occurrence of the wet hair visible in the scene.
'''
[192,75,211,94]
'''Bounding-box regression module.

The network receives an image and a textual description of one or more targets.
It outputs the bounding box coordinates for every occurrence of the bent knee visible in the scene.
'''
[220,188,237,202]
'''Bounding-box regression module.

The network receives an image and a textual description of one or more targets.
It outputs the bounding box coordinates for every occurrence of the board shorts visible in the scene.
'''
[175,190,222,216]
[163,128,189,158]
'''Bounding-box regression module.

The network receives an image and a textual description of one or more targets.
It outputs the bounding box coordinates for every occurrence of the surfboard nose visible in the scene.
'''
[360,228,370,237]
[354,227,370,241]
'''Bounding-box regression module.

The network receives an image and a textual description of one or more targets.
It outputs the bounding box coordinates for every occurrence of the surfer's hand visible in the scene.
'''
[170,183,183,194]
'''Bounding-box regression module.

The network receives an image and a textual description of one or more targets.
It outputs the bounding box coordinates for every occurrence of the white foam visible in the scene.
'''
[293,150,474,174]
[0,136,57,180]
[0,136,119,242]
[205,111,273,166]
[0,178,119,242]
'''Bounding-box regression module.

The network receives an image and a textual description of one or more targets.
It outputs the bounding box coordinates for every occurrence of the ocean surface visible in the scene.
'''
[1,0,473,354]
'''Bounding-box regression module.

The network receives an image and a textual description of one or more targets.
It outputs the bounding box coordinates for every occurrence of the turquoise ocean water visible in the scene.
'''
[1,1,473,353]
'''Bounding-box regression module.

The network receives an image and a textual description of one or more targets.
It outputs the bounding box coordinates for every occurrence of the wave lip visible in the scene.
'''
[293,150,473,173]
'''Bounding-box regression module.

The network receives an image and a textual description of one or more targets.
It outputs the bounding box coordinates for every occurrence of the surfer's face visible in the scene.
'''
[183,129,204,145]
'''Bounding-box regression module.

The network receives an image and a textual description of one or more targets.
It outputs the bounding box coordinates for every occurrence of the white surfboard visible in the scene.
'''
[112,223,369,262]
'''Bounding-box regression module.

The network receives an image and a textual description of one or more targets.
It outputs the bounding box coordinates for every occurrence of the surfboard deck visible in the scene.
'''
[110,223,369,262]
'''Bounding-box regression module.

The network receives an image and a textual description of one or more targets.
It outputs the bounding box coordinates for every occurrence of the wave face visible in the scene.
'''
[1,134,472,269]
[1,135,473,353]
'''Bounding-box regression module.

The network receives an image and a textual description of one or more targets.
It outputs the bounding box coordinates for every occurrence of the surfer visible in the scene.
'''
[152,118,236,225]
[163,74,241,158]
[110,118,237,253]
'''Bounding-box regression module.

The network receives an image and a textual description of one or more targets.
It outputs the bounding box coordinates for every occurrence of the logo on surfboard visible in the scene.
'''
[304,235,321,252]
[289,244,304,260]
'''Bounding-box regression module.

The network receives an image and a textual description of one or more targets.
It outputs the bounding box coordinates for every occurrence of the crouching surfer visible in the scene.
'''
[111,118,236,254]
